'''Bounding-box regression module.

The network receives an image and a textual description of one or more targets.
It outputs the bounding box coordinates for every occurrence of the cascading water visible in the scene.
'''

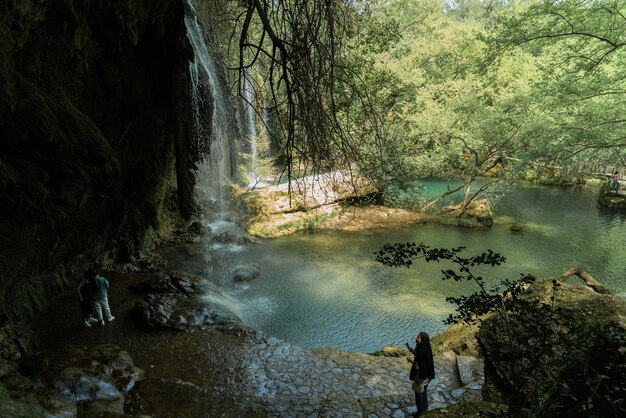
[182,0,264,323]
[184,0,239,211]
[242,70,257,180]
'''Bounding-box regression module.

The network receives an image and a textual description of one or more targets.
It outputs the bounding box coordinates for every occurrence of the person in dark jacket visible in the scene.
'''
[406,331,435,417]
[76,273,97,328]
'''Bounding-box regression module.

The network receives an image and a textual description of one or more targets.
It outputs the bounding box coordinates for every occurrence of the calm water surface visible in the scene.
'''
[162,182,626,353]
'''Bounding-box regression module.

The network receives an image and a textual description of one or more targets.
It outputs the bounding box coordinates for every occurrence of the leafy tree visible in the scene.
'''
[493,0,626,175]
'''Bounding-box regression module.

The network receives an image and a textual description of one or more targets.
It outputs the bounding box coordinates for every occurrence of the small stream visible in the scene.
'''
[161,182,626,353]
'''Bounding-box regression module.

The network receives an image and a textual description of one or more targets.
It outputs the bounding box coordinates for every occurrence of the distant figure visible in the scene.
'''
[610,171,621,192]
[499,151,507,169]
[76,274,97,327]
[87,268,115,326]
[406,332,435,417]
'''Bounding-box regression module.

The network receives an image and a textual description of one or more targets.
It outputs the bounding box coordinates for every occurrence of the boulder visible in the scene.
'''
[134,294,241,331]
[442,199,493,228]
[477,278,626,414]
[212,231,256,245]
[0,321,38,362]
[232,265,260,282]
[134,294,179,329]
[598,183,626,209]
[188,221,210,235]
[8,345,143,417]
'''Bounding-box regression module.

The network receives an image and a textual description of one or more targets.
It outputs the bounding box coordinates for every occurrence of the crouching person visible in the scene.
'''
[86,268,115,326]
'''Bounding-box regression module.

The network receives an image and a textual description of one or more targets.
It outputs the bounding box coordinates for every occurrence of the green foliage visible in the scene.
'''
[493,0,626,173]
[539,322,626,417]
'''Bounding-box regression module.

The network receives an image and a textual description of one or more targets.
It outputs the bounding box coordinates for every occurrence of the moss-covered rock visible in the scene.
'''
[477,278,626,415]
[441,199,493,228]
[598,182,626,209]
[431,321,482,357]
[0,383,45,418]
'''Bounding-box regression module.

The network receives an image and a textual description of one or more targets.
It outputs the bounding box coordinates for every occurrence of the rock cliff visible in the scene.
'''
[0,0,196,320]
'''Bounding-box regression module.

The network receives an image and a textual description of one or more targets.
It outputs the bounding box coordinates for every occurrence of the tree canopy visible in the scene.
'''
[212,0,626,206]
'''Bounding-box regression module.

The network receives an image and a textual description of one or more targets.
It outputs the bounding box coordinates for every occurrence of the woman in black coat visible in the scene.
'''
[406,331,435,417]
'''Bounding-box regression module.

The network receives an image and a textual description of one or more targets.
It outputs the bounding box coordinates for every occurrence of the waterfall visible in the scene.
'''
[184,0,239,208]
[242,70,258,182]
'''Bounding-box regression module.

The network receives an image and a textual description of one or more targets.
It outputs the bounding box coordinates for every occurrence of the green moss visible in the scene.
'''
[0,384,45,418]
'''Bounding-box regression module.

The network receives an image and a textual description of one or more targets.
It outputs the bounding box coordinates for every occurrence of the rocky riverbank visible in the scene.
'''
[1,268,485,417]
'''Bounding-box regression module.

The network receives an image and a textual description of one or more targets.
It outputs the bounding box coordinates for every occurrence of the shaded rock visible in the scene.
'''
[188,221,210,235]
[21,345,143,395]
[114,253,166,274]
[77,397,125,417]
[0,358,18,378]
[232,265,260,282]
[129,272,209,296]
[420,401,507,417]
[10,345,143,418]
[212,231,256,245]
[134,295,241,331]
[0,321,38,362]
[442,200,493,228]
[478,279,626,410]
[456,355,482,387]
[134,294,178,329]
[0,383,45,418]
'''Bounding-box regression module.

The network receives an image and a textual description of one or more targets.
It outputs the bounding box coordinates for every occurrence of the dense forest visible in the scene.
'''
[209,0,625,209]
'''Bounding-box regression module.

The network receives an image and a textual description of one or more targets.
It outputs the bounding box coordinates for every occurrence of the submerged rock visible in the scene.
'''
[232,265,260,282]
[509,223,527,232]
[212,231,256,245]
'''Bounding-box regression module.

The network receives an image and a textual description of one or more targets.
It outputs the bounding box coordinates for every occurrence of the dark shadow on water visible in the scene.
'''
[596,205,626,226]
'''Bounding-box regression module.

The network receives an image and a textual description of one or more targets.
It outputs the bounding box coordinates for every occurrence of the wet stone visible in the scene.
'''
[451,388,465,398]
[392,410,405,418]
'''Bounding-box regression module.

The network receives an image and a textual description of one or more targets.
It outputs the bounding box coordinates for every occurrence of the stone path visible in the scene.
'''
[238,331,484,417]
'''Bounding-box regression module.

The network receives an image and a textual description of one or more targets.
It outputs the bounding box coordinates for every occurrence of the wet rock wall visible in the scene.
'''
[0,0,196,321]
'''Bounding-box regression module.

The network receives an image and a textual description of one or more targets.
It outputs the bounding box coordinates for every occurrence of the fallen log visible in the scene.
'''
[558,267,611,294]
